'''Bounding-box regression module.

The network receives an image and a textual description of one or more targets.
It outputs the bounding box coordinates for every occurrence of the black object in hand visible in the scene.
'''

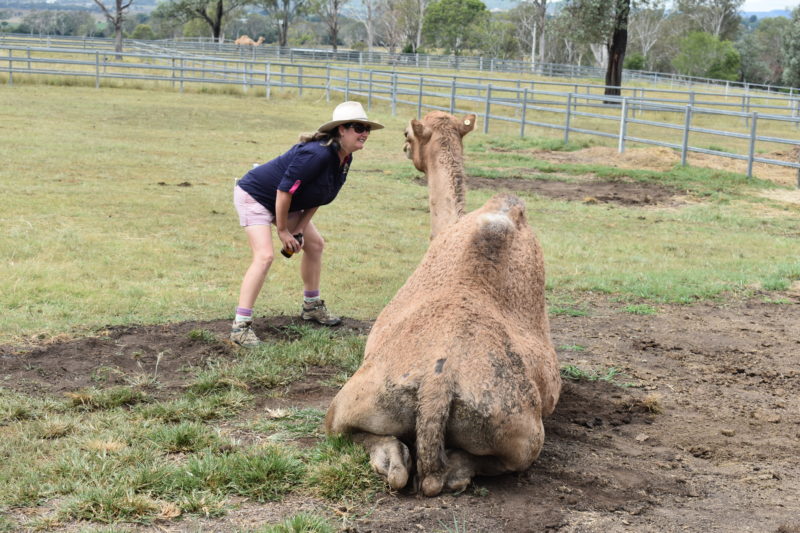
[281,233,304,258]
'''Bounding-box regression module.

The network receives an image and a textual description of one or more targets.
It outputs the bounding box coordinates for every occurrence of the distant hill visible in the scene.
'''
[742,9,792,19]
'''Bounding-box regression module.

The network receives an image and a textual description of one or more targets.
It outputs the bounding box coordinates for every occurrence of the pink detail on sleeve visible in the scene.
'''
[288,180,301,194]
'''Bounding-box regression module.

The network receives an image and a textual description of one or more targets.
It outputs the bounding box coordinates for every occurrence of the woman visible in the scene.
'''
[231,101,383,346]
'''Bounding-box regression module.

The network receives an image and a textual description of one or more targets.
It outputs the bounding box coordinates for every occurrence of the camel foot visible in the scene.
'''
[357,435,412,490]
[419,449,476,496]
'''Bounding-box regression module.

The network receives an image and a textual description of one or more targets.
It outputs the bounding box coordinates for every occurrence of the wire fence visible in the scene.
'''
[2,40,799,186]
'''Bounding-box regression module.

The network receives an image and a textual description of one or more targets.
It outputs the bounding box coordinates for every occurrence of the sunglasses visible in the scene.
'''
[345,122,371,134]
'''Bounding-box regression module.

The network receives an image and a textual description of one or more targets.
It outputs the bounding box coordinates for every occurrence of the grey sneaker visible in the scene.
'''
[301,299,341,326]
[230,320,261,347]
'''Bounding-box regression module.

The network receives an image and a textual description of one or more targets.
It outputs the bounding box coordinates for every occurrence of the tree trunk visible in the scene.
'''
[213,0,223,42]
[604,0,630,99]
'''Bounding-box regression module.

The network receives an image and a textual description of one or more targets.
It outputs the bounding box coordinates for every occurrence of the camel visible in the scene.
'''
[234,35,265,46]
[403,111,474,238]
[325,111,562,497]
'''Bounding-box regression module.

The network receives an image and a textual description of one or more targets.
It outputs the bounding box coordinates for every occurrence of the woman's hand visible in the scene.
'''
[279,229,303,253]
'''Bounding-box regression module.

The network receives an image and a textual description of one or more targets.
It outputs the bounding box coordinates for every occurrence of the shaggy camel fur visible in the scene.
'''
[403,110,475,238]
[234,35,265,46]
[325,111,561,497]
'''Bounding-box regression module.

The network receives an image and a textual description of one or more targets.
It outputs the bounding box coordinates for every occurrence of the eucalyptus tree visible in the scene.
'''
[628,0,667,69]
[563,0,639,97]
[313,0,350,50]
[738,16,790,85]
[422,0,488,55]
[153,0,251,42]
[257,0,308,47]
[513,0,547,67]
[674,0,743,40]
[783,7,800,87]
[93,0,133,54]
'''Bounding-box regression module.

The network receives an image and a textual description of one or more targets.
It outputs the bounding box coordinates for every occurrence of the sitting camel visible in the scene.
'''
[234,35,265,46]
[325,111,561,496]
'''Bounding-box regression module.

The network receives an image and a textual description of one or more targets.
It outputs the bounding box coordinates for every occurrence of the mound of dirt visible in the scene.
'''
[2,294,800,532]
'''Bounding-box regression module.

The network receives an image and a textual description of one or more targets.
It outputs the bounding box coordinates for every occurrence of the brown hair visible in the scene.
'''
[298,128,341,151]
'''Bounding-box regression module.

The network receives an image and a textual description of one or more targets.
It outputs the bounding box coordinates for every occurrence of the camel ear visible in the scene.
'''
[459,114,477,136]
[410,119,431,141]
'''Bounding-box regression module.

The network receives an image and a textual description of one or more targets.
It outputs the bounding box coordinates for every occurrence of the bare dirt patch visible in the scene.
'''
[414,174,681,207]
[2,294,800,532]
[531,146,800,188]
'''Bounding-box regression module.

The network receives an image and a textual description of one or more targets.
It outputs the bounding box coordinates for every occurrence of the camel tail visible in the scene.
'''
[415,362,453,496]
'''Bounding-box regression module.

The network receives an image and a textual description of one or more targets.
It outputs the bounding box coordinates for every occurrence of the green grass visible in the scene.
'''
[0,327,381,528]
[2,84,799,342]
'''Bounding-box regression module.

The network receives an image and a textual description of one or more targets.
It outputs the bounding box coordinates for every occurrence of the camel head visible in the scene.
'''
[403,111,476,173]
[255,36,265,45]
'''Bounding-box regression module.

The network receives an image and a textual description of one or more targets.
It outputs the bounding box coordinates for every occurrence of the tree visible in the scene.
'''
[628,1,667,69]
[423,0,488,55]
[675,0,743,41]
[311,0,349,51]
[673,31,740,80]
[512,0,546,67]
[738,16,790,85]
[783,7,800,87]
[258,0,307,47]
[153,0,250,42]
[131,23,156,39]
[474,12,519,59]
[93,0,133,55]
[564,0,635,97]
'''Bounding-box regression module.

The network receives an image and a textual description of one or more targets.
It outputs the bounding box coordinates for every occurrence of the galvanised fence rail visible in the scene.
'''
[2,42,799,185]
[2,33,798,98]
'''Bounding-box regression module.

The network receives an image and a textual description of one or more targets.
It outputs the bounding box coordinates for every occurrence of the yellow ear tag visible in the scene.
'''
[464,119,471,126]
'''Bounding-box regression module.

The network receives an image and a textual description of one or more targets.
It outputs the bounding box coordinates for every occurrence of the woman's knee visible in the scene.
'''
[252,250,275,270]
[304,233,325,256]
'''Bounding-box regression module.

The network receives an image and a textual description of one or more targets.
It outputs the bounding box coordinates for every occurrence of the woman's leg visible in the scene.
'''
[237,224,275,310]
[296,220,323,293]
[295,221,340,326]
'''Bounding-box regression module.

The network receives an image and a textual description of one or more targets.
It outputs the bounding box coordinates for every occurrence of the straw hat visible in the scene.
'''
[317,101,384,133]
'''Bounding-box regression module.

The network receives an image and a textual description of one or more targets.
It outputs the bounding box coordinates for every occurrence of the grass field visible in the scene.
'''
[2,83,800,344]
[1,81,800,531]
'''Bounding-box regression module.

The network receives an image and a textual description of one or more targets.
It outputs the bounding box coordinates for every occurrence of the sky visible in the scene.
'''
[741,0,798,11]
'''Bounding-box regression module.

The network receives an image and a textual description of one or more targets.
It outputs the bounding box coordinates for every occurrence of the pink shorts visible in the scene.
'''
[234,185,302,227]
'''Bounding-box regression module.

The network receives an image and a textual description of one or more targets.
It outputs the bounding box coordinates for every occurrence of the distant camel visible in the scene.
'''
[234,35,265,46]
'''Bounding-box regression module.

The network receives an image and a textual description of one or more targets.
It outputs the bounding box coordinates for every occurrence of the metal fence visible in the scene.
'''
[2,42,799,186]
[2,33,798,98]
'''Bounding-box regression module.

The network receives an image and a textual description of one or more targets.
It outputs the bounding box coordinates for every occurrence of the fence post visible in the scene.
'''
[483,84,492,134]
[345,69,350,100]
[450,78,456,114]
[417,76,423,119]
[564,93,573,144]
[298,65,303,97]
[95,51,100,88]
[325,65,330,102]
[368,70,373,110]
[267,62,272,99]
[179,58,184,93]
[520,87,528,138]
[618,97,628,153]
[7,48,12,86]
[681,105,693,167]
[746,112,758,179]
[392,72,397,116]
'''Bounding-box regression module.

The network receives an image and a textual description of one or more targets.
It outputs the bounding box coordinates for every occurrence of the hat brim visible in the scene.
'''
[318,119,384,133]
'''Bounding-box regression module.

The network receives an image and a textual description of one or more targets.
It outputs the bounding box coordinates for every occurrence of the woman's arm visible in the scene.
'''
[275,190,302,253]
[292,207,318,238]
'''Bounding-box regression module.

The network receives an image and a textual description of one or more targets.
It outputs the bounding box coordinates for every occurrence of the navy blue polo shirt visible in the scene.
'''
[237,141,351,214]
